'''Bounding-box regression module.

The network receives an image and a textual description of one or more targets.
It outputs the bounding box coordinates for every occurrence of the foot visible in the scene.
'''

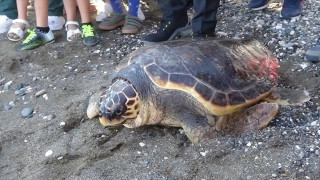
[98,12,125,30]
[16,29,54,51]
[48,16,66,31]
[143,19,191,45]
[7,19,30,41]
[280,0,304,19]
[0,15,13,34]
[122,14,142,34]
[247,0,274,10]
[81,24,100,46]
[65,21,81,41]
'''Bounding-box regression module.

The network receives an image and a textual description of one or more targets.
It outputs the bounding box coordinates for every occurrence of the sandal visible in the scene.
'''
[65,21,81,41]
[7,19,29,41]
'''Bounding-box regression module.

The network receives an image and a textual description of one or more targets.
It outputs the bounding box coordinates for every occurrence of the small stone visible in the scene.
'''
[57,156,63,160]
[60,122,66,126]
[310,121,317,126]
[35,89,46,97]
[247,142,252,146]
[4,104,12,111]
[272,173,277,178]
[315,149,320,156]
[21,107,33,118]
[45,150,53,157]
[8,101,15,106]
[47,113,56,120]
[139,142,146,147]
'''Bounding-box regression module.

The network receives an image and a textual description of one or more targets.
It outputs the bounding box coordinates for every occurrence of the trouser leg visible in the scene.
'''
[157,0,188,22]
[0,0,18,19]
[48,0,64,16]
[192,0,220,34]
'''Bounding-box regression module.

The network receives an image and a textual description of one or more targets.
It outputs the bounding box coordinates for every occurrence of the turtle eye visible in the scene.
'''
[115,109,122,115]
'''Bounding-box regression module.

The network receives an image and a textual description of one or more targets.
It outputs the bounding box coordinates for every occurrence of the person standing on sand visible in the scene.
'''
[0,0,65,37]
[63,0,100,46]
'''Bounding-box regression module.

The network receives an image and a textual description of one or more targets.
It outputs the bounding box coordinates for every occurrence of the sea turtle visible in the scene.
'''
[87,38,310,144]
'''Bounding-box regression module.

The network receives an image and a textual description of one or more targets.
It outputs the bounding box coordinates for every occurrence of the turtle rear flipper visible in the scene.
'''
[180,102,278,144]
[264,88,310,106]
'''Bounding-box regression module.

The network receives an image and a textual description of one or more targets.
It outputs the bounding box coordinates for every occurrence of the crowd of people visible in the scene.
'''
[0,0,318,61]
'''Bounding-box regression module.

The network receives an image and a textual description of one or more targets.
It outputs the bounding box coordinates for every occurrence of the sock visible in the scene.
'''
[128,0,139,17]
[110,0,123,14]
[81,22,93,26]
[36,27,50,33]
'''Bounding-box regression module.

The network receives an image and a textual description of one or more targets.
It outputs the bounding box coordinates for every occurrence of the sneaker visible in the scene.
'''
[247,0,274,10]
[81,24,100,46]
[280,0,303,19]
[305,36,320,62]
[143,19,192,45]
[98,12,125,30]
[96,2,114,22]
[122,14,142,34]
[0,15,13,34]
[16,29,54,51]
[48,16,66,30]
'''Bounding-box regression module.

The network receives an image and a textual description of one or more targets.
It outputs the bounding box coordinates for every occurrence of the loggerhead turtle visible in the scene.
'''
[87,38,310,144]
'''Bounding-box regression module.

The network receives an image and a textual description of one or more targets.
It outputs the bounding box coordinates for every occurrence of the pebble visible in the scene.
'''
[35,89,46,97]
[21,107,33,118]
[139,142,146,147]
[3,81,13,90]
[272,173,277,178]
[4,104,12,111]
[45,150,53,157]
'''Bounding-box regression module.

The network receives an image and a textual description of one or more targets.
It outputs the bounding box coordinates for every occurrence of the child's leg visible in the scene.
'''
[109,0,123,14]
[17,0,55,51]
[35,0,49,29]
[76,0,100,46]
[127,0,139,17]
[7,0,29,40]
[63,0,81,40]
[76,0,91,23]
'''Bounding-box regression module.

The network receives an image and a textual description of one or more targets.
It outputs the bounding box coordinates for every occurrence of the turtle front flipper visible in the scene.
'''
[180,102,278,144]
[263,88,310,106]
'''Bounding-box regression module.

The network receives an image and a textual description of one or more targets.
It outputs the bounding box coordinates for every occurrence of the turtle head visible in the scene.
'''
[98,79,140,127]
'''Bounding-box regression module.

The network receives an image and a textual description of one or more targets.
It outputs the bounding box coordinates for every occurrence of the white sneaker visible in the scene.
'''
[48,16,66,31]
[137,5,145,21]
[95,2,113,22]
[0,15,13,33]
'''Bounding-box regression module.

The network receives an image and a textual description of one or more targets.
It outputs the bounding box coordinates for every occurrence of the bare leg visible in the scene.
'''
[63,0,81,40]
[8,0,28,40]
[76,0,91,23]
[35,0,49,27]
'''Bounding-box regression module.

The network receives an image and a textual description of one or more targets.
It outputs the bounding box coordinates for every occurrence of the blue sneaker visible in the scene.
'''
[248,0,274,10]
[280,0,303,19]
[305,36,320,62]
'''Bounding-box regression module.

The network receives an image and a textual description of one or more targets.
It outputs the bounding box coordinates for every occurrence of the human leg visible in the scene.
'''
[76,0,100,46]
[122,0,142,34]
[98,0,125,30]
[192,0,220,37]
[280,0,303,19]
[63,0,81,41]
[0,0,17,33]
[17,0,54,51]
[7,0,29,41]
[143,0,191,44]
